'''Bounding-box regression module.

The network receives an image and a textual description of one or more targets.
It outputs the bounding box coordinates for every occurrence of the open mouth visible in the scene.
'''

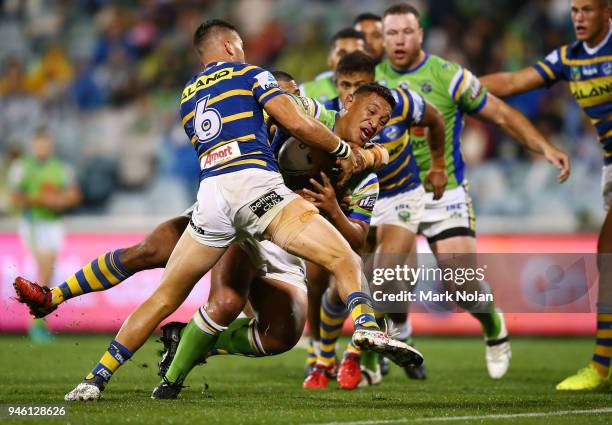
[575,25,587,34]
[360,127,372,142]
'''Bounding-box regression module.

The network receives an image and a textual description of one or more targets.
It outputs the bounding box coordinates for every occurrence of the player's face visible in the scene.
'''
[383,13,423,70]
[328,38,366,71]
[278,80,300,96]
[355,19,385,62]
[32,135,54,161]
[335,71,375,106]
[571,0,611,42]
[344,93,391,145]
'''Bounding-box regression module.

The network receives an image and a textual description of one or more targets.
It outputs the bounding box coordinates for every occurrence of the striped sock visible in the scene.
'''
[51,250,132,306]
[165,307,227,383]
[86,339,133,383]
[317,289,348,367]
[209,318,267,357]
[591,313,612,377]
[347,292,379,330]
[305,339,317,367]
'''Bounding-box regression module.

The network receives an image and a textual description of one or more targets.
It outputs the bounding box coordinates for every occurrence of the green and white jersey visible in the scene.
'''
[376,54,488,189]
[299,70,338,104]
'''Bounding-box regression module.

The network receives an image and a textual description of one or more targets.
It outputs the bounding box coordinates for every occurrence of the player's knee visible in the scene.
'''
[328,249,361,276]
[122,239,166,270]
[207,296,245,324]
[260,326,300,355]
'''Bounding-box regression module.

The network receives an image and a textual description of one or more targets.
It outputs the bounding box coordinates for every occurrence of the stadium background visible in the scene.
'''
[0,0,601,335]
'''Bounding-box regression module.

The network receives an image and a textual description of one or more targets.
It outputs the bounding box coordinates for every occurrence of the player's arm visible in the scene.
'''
[302,172,368,251]
[479,67,546,98]
[264,94,356,186]
[420,100,447,200]
[474,94,570,183]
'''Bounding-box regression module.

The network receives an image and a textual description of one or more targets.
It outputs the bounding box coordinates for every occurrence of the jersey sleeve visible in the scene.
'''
[405,87,425,125]
[532,48,567,87]
[448,66,488,113]
[248,67,284,107]
[346,173,379,224]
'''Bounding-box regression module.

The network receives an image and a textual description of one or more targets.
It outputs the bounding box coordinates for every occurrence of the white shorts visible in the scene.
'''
[18,218,64,253]
[418,181,475,243]
[371,185,425,233]
[239,239,307,291]
[188,169,299,248]
[603,164,612,211]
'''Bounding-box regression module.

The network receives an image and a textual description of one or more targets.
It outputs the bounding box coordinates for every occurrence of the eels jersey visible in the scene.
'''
[533,28,612,165]
[180,61,284,180]
[376,55,488,190]
[324,84,426,199]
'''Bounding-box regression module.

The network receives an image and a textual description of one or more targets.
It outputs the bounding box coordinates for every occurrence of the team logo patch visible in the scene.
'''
[421,82,433,93]
[255,71,279,91]
[383,125,400,140]
[398,210,411,222]
[249,191,284,218]
[602,62,612,76]
[570,66,581,81]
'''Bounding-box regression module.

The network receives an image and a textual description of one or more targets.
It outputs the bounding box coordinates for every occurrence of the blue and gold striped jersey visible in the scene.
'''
[180,61,285,179]
[533,29,612,164]
[375,84,426,198]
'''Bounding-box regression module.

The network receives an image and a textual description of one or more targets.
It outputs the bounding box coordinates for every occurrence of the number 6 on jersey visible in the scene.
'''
[194,95,223,142]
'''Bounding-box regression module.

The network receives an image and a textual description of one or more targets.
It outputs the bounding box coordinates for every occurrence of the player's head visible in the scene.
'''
[32,127,54,162]
[272,70,300,96]
[354,13,385,63]
[335,51,376,106]
[193,19,244,65]
[382,3,423,70]
[570,0,611,43]
[340,83,394,145]
[328,28,366,71]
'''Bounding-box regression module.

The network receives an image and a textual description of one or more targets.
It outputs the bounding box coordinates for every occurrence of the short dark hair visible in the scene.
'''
[383,3,421,21]
[193,19,239,54]
[271,70,296,83]
[336,51,375,78]
[354,12,382,25]
[354,83,396,110]
[331,28,366,46]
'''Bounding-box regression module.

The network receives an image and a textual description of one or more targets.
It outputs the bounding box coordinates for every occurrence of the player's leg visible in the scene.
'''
[64,228,226,401]
[14,216,189,317]
[304,261,332,374]
[557,206,612,390]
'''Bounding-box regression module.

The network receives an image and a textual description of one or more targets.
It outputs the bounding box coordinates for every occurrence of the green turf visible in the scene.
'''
[0,335,610,425]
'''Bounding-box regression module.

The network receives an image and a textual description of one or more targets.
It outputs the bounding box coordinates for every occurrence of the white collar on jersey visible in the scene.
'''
[583,20,611,55]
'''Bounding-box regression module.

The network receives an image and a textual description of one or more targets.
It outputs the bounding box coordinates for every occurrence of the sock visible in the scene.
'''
[317,289,348,367]
[462,281,500,338]
[305,339,317,366]
[209,317,266,357]
[164,307,227,384]
[51,250,132,305]
[347,292,379,330]
[591,313,612,377]
[86,339,133,383]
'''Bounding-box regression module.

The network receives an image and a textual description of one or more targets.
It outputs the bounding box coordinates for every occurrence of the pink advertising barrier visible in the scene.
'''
[1,232,599,335]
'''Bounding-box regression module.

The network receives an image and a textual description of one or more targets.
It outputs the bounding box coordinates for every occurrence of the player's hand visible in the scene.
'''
[543,145,571,183]
[336,153,356,188]
[302,172,343,219]
[351,146,368,175]
[424,167,448,200]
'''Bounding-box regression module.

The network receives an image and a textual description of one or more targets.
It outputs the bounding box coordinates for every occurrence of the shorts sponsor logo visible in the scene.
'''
[397,210,411,222]
[201,141,240,169]
[249,191,284,218]
[189,219,206,235]
[446,203,463,211]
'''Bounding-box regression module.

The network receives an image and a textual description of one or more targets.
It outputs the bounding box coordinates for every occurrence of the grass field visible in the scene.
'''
[0,335,610,425]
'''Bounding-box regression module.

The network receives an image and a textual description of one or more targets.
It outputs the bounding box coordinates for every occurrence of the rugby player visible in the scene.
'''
[480,0,612,390]
[303,51,447,389]
[376,3,572,380]
[300,28,366,103]
[354,13,385,64]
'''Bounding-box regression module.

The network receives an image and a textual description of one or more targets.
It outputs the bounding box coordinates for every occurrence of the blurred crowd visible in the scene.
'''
[0,0,605,230]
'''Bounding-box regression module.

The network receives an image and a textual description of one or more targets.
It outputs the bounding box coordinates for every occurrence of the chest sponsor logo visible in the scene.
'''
[249,190,284,218]
[201,141,241,169]
[602,62,612,76]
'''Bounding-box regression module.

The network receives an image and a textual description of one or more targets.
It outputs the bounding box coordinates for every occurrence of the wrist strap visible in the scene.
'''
[331,140,351,159]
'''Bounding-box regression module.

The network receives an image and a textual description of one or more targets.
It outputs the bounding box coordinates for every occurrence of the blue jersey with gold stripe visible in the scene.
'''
[375,84,425,198]
[533,29,612,164]
[180,61,284,179]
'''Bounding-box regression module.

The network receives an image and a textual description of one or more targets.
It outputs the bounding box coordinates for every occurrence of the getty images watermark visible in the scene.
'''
[360,253,608,313]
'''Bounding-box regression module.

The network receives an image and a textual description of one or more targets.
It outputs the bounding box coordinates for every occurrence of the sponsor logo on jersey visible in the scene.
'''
[571,66,581,81]
[602,62,612,76]
[469,79,482,101]
[358,196,377,210]
[421,82,433,93]
[182,68,233,100]
[582,65,598,77]
[383,125,400,140]
[255,71,279,91]
[201,141,241,169]
[249,190,284,218]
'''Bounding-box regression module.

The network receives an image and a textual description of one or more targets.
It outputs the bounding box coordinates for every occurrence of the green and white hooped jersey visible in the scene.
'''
[376,54,489,190]
[299,70,338,104]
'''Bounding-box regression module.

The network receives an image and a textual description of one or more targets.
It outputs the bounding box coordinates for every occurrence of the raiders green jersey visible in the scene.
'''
[376,54,488,189]
[299,71,338,104]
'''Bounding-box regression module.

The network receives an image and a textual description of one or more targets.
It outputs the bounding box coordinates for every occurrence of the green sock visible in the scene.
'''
[472,309,501,339]
[164,308,227,383]
[210,318,266,357]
